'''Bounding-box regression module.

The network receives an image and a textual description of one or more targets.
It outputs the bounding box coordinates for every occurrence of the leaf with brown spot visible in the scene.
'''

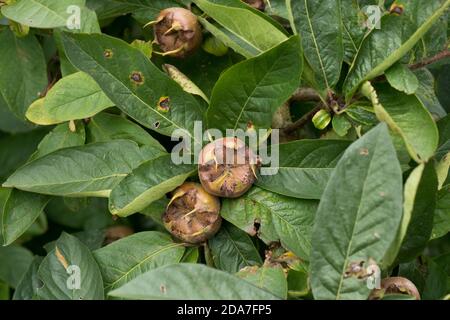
[54,246,69,270]
[221,187,317,260]
[37,232,104,300]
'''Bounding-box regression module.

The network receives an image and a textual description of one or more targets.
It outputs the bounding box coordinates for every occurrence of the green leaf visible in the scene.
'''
[414,69,447,120]
[344,0,450,99]
[398,163,438,262]
[202,35,229,57]
[385,64,419,95]
[140,198,168,226]
[3,140,146,197]
[287,0,343,91]
[0,29,47,122]
[432,188,450,239]
[256,140,350,199]
[198,17,258,58]
[435,65,450,114]
[438,115,450,146]
[0,129,48,182]
[332,114,352,137]
[0,245,33,288]
[0,188,49,246]
[93,231,185,292]
[383,163,426,268]
[1,0,85,28]
[61,32,204,142]
[26,72,114,125]
[130,39,152,58]
[37,232,104,300]
[0,97,35,133]
[24,212,48,238]
[180,247,199,263]
[85,0,138,20]
[111,0,182,24]
[207,36,302,132]
[340,0,367,64]
[109,263,280,300]
[162,47,238,98]
[193,0,287,56]
[265,0,289,20]
[13,256,43,300]
[398,0,449,63]
[436,116,450,189]
[208,221,262,273]
[236,265,288,299]
[221,187,317,260]
[422,259,448,300]
[86,113,166,150]
[162,64,209,103]
[0,281,9,300]
[46,197,112,230]
[362,82,439,163]
[29,122,86,161]
[109,154,196,217]
[287,269,310,298]
[344,102,378,126]
[310,123,403,300]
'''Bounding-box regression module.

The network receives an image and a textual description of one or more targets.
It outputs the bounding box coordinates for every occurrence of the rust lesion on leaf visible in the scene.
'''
[246,121,255,132]
[130,71,144,85]
[103,49,113,59]
[55,246,69,270]
[389,3,404,15]
[157,96,170,112]
[344,258,379,280]
[359,148,369,156]
[344,260,365,279]
[251,218,261,237]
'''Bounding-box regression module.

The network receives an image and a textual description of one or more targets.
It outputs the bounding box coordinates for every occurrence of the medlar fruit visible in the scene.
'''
[163,182,221,244]
[369,277,421,300]
[198,137,259,198]
[243,0,266,11]
[151,7,202,58]
[103,225,134,245]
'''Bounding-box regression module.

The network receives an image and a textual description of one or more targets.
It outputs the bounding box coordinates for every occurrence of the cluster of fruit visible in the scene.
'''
[164,137,259,244]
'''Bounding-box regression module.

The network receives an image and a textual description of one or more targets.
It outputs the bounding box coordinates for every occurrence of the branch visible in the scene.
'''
[282,103,323,134]
[290,87,321,102]
[409,49,450,70]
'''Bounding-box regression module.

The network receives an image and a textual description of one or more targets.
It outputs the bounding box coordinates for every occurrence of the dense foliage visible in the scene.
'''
[0,0,449,300]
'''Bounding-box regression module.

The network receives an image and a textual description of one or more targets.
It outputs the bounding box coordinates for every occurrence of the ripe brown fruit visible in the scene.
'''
[369,277,421,300]
[103,225,134,245]
[243,0,266,11]
[152,8,202,58]
[198,137,259,198]
[163,182,221,244]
